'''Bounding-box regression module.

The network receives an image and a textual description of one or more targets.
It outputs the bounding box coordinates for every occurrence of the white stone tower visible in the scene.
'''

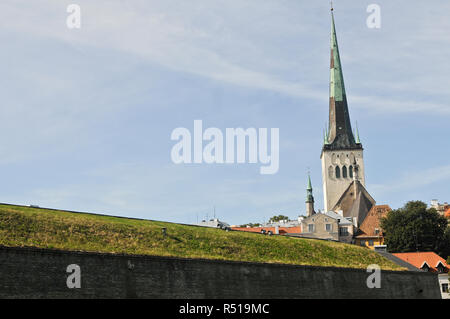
[321,9,365,212]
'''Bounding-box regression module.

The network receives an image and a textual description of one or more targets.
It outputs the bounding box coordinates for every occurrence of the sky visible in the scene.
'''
[0,0,449,225]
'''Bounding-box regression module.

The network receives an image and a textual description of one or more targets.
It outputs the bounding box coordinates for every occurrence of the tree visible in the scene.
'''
[442,227,450,261]
[380,201,450,259]
[269,215,289,223]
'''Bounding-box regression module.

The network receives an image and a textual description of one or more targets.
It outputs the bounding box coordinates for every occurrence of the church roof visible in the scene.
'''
[324,10,361,151]
[332,180,375,225]
[355,205,391,238]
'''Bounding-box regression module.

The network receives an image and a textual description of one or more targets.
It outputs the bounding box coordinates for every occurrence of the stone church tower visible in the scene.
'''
[321,10,366,212]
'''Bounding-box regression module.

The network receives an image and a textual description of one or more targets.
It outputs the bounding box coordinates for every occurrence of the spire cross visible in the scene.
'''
[330,1,334,12]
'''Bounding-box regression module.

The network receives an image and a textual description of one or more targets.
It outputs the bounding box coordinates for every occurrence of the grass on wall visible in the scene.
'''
[0,204,404,270]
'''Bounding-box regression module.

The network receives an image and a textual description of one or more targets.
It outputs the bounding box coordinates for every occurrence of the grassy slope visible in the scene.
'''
[0,204,404,270]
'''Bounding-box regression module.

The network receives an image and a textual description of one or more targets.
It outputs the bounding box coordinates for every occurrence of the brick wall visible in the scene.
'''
[0,245,441,299]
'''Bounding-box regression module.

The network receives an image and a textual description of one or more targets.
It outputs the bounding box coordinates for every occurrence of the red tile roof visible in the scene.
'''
[445,208,450,219]
[355,205,391,238]
[392,252,449,273]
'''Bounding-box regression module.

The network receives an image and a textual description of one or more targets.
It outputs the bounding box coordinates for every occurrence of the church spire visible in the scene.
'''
[307,173,313,193]
[321,7,367,212]
[325,9,360,151]
[355,122,361,144]
[305,173,315,217]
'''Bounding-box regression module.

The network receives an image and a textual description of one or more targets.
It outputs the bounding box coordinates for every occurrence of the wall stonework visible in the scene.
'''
[0,246,441,299]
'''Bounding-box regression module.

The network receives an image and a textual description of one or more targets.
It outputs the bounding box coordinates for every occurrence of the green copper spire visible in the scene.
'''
[323,124,330,145]
[307,174,312,190]
[330,12,346,103]
[306,173,314,203]
[355,122,361,144]
[325,8,360,150]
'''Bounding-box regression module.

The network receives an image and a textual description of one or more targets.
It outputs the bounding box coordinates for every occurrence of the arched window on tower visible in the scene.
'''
[335,166,341,179]
[328,166,334,178]
[349,165,353,178]
[349,153,355,163]
[342,166,347,178]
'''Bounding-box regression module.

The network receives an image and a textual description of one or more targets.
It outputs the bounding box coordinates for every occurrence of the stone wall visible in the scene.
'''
[0,245,441,299]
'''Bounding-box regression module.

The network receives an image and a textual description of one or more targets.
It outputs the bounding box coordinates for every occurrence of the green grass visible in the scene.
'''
[0,204,404,270]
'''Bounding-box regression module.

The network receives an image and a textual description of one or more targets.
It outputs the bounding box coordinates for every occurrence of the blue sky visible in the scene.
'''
[0,0,449,225]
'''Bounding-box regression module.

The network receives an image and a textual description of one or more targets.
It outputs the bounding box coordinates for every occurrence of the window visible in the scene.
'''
[308,224,315,233]
[368,240,374,246]
[342,166,347,178]
[349,165,353,178]
[328,166,334,178]
[436,263,446,273]
[374,228,380,235]
[442,283,449,293]
[421,264,431,272]
[349,153,355,162]
[360,240,366,246]
[339,227,348,236]
[331,153,337,164]
[325,224,332,232]
[335,166,341,178]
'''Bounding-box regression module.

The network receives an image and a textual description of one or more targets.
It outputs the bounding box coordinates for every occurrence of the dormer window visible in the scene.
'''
[436,261,447,273]
[420,262,431,272]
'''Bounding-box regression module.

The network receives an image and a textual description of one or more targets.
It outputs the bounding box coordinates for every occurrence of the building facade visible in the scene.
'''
[299,210,354,242]
[430,199,450,216]
[354,205,391,249]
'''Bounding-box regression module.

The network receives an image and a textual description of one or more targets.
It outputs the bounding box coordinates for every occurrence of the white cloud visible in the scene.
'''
[2,1,449,115]
[369,164,450,195]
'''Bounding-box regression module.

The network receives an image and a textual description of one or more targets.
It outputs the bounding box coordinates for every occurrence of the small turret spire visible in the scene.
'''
[323,128,329,145]
[355,122,361,144]
[305,173,315,217]
[307,173,313,191]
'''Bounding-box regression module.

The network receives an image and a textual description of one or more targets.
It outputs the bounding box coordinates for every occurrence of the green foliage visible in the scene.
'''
[0,204,404,270]
[381,201,450,258]
[269,215,290,223]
